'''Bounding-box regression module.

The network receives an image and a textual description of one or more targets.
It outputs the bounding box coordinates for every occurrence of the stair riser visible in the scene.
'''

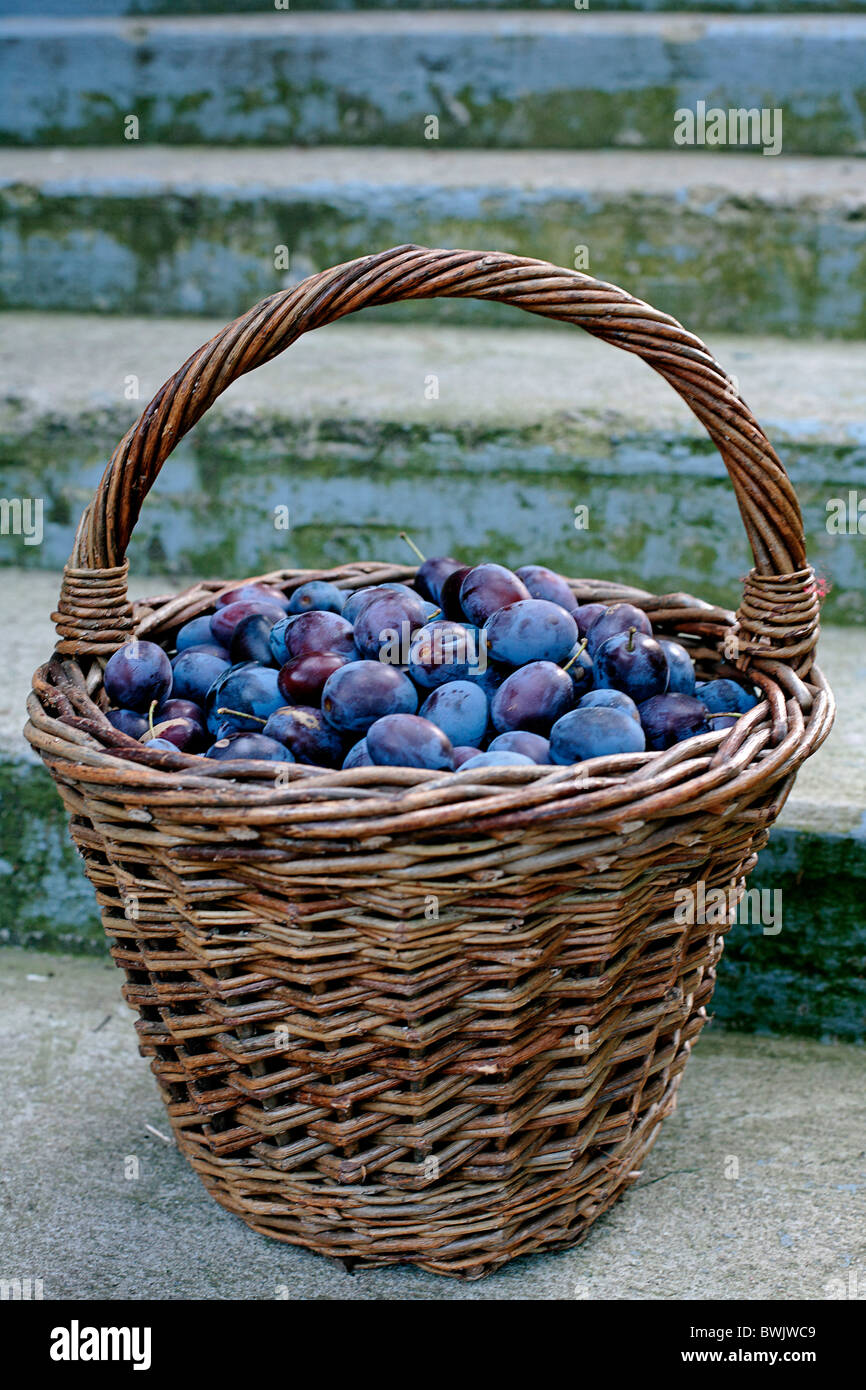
[3,180,866,336]
[3,18,866,153]
[2,415,863,622]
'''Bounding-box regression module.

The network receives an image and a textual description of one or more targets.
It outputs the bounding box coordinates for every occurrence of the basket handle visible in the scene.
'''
[54,245,820,675]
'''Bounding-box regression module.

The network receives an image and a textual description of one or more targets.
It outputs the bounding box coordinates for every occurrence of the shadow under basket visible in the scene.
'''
[26,247,833,1278]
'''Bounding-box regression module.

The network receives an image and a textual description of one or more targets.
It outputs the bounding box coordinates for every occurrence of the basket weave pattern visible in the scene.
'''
[26,249,833,1277]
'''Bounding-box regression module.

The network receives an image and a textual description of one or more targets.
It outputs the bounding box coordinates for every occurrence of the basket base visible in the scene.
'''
[177,1058,688,1279]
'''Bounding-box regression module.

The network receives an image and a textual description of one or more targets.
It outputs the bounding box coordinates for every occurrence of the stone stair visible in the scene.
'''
[0,3,863,1040]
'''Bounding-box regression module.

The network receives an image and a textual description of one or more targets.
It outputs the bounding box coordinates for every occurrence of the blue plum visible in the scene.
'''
[458,751,535,770]
[205,663,284,736]
[488,730,551,764]
[106,708,149,739]
[594,628,669,703]
[171,649,231,705]
[414,556,463,605]
[549,707,646,764]
[419,680,489,747]
[483,599,578,666]
[490,661,573,735]
[287,580,345,615]
[695,679,758,715]
[659,638,697,696]
[578,689,641,723]
[353,591,428,661]
[230,612,277,666]
[459,564,531,625]
[321,661,418,734]
[263,706,343,767]
[104,640,173,713]
[215,583,289,612]
[366,713,453,770]
[175,615,216,650]
[408,621,483,688]
[342,738,373,769]
[638,693,711,750]
[205,733,295,762]
[282,610,356,661]
[515,565,578,613]
[585,603,652,657]
[211,599,286,647]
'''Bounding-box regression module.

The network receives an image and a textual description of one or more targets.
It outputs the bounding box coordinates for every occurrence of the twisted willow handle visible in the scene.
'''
[54,245,820,672]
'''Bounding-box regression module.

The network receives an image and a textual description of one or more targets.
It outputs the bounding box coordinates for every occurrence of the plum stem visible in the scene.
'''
[147,700,157,738]
[217,706,267,725]
[399,532,426,563]
[627,626,636,653]
[562,638,589,673]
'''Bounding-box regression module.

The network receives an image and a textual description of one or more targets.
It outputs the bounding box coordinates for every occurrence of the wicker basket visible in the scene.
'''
[26,247,833,1279]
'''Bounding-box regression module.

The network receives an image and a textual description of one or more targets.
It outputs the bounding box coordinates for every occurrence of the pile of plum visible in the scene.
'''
[102,559,759,772]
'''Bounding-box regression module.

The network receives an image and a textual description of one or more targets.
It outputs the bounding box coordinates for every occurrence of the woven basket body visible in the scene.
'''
[27,248,833,1278]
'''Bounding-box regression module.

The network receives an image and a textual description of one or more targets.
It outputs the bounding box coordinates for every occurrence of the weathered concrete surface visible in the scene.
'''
[2,317,864,620]
[1,147,865,336]
[2,14,866,154]
[0,947,863,1300]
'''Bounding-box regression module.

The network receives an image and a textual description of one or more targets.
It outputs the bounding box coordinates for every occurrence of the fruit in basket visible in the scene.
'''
[484,599,578,666]
[439,565,473,620]
[171,649,232,705]
[321,661,418,733]
[491,661,573,734]
[696,678,758,714]
[215,583,290,612]
[638,693,711,750]
[263,706,343,766]
[459,564,531,625]
[205,732,295,761]
[353,590,428,660]
[459,750,535,769]
[281,610,357,661]
[515,564,579,613]
[578,688,641,723]
[287,580,345,615]
[451,744,483,768]
[205,663,284,735]
[550,706,647,763]
[488,730,551,763]
[419,679,489,747]
[594,627,669,703]
[408,621,480,688]
[277,651,349,703]
[414,555,463,605]
[211,598,286,647]
[144,715,205,752]
[104,640,173,712]
[176,615,218,650]
[230,612,278,665]
[106,707,150,738]
[585,603,652,656]
[367,713,453,770]
[342,737,373,768]
[104,556,762,771]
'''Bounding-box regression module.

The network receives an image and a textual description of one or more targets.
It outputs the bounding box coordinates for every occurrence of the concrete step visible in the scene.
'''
[2,572,863,1036]
[2,14,866,154]
[2,147,866,336]
[2,948,863,1298]
[4,1,866,14]
[2,314,865,620]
